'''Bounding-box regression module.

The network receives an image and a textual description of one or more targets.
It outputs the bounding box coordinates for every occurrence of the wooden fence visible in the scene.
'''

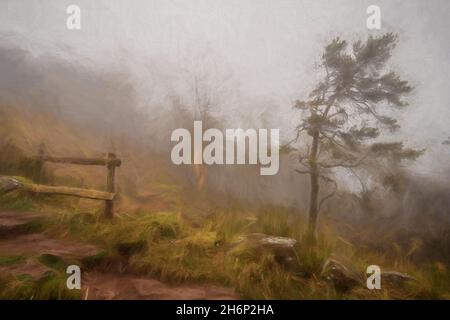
[35,144,121,218]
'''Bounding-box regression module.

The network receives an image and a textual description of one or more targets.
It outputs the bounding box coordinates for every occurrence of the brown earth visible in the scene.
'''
[82,272,236,300]
[0,210,238,300]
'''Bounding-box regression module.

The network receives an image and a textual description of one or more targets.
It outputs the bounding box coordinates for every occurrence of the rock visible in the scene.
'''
[231,233,297,269]
[382,271,416,286]
[234,233,296,247]
[321,258,362,291]
[0,176,22,194]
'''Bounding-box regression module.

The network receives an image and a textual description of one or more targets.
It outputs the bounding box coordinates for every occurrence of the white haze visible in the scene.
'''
[0,0,449,184]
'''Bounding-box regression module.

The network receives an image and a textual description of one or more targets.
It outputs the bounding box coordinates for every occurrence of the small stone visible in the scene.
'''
[0,176,22,194]
[321,258,362,291]
[382,271,416,286]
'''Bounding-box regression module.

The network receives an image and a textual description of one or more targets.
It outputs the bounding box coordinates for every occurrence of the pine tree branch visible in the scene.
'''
[318,154,368,169]
[318,176,338,212]
[295,169,311,175]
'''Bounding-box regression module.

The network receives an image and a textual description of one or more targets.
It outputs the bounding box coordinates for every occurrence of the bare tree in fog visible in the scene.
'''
[290,33,424,237]
[179,48,236,190]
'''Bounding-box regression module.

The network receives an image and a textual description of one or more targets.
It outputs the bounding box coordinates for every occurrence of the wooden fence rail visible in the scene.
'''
[36,156,121,167]
[0,177,115,199]
[35,144,121,218]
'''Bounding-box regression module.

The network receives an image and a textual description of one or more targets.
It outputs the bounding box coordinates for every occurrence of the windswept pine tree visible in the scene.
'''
[291,33,424,236]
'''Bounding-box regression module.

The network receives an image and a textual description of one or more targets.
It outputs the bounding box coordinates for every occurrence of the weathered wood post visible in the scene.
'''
[104,152,117,219]
[36,143,46,184]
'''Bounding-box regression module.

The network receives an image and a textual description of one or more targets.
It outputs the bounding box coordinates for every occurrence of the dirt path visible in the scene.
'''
[0,210,238,300]
[0,233,101,259]
[83,272,236,300]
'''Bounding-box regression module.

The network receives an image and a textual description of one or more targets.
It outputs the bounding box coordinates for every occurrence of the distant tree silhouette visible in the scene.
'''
[443,137,450,145]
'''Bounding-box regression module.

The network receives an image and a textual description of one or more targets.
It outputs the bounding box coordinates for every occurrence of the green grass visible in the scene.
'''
[0,190,37,211]
[24,205,450,299]
[37,254,67,271]
[0,254,26,266]
[47,210,183,250]
[255,206,302,238]
[1,179,449,300]
[45,209,233,285]
[0,272,81,300]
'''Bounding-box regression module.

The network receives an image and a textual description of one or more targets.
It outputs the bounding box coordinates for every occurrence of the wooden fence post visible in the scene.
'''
[37,143,46,184]
[104,152,117,219]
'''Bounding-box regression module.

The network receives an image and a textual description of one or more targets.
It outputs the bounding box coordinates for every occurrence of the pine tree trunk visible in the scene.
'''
[307,129,320,237]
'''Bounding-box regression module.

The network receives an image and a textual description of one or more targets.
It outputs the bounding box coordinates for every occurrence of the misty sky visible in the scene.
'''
[0,0,449,179]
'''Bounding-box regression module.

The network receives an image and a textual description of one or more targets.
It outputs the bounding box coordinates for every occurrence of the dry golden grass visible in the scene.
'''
[1,105,449,300]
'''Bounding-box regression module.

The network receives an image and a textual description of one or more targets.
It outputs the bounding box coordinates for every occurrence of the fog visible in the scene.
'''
[2,3,450,301]
[0,0,449,191]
